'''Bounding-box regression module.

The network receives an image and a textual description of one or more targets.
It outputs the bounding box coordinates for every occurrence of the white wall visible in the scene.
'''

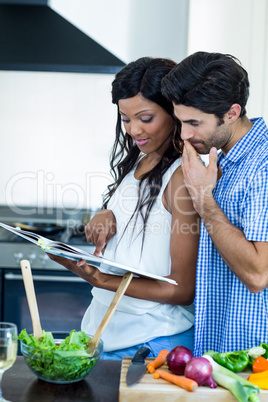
[0,0,188,210]
[0,71,115,209]
[188,0,268,122]
[0,0,267,211]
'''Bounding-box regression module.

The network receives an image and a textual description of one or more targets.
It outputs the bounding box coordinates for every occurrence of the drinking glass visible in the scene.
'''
[0,323,17,402]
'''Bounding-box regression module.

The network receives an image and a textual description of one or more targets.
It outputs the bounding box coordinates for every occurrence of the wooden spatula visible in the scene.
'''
[20,259,43,339]
[87,271,133,349]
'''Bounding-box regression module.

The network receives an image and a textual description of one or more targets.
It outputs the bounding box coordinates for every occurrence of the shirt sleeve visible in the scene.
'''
[242,164,268,241]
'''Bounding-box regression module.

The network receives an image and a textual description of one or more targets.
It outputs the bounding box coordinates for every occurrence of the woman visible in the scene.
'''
[50,57,200,360]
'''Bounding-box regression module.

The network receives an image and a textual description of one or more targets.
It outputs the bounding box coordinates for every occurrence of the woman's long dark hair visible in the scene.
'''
[103,57,182,250]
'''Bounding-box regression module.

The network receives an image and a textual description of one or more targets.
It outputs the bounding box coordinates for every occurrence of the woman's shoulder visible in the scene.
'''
[161,158,183,202]
[163,157,182,181]
[163,158,185,194]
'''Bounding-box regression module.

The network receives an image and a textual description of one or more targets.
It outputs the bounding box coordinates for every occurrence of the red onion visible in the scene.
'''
[184,357,217,388]
[166,346,193,375]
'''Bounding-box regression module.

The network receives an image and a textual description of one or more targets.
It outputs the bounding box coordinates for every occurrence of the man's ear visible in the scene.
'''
[226,103,241,122]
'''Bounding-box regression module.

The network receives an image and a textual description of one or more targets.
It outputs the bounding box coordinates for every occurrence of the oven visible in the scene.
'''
[3,268,92,333]
[0,205,95,348]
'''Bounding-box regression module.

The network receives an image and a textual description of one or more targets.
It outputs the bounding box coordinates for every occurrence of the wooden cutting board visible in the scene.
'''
[119,357,268,401]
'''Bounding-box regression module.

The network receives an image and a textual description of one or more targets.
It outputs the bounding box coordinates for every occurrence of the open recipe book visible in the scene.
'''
[0,222,177,285]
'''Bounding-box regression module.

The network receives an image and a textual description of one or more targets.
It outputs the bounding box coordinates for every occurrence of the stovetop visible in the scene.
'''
[0,205,91,225]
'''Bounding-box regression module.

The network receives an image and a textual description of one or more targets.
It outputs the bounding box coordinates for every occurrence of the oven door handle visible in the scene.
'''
[4,272,86,283]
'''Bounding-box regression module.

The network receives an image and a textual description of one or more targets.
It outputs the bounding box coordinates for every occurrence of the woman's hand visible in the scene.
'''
[47,253,98,282]
[47,252,125,289]
[85,209,117,256]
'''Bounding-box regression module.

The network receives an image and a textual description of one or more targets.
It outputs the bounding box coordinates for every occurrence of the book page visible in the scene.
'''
[0,222,177,285]
[0,222,45,245]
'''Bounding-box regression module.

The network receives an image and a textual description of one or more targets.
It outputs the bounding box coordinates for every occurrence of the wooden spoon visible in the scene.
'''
[87,271,133,349]
[20,259,43,339]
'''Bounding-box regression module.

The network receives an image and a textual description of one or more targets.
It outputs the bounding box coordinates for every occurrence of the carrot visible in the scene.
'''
[153,369,198,392]
[252,356,268,373]
[147,349,169,373]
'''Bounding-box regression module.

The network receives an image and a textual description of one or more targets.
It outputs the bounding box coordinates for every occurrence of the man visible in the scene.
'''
[161,51,268,356]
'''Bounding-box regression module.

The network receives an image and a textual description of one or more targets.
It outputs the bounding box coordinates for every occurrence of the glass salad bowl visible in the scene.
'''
[19,330,103,384]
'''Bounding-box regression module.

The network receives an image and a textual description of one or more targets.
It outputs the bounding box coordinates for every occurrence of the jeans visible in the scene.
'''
[101,326,194,360]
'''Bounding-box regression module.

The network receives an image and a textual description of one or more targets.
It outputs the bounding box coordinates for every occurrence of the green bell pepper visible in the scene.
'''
[206,350,249,373]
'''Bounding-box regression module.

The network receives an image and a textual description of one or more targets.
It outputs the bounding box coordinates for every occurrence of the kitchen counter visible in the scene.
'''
[3,357,121,402]
[4,356,268,401]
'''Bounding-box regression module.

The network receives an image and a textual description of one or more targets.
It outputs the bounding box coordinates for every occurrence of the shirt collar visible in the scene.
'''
[218,117,267,168]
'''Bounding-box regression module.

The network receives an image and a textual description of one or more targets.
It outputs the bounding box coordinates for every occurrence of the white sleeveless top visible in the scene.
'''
[81,157,194,351]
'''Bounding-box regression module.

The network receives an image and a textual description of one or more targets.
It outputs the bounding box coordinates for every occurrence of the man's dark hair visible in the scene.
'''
[161,51,250,119]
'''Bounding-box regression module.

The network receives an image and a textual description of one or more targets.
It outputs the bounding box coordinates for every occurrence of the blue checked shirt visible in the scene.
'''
[194,117,268,357]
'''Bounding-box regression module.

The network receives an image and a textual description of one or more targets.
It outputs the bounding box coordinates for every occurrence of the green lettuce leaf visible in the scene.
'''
[18,329,99,382]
